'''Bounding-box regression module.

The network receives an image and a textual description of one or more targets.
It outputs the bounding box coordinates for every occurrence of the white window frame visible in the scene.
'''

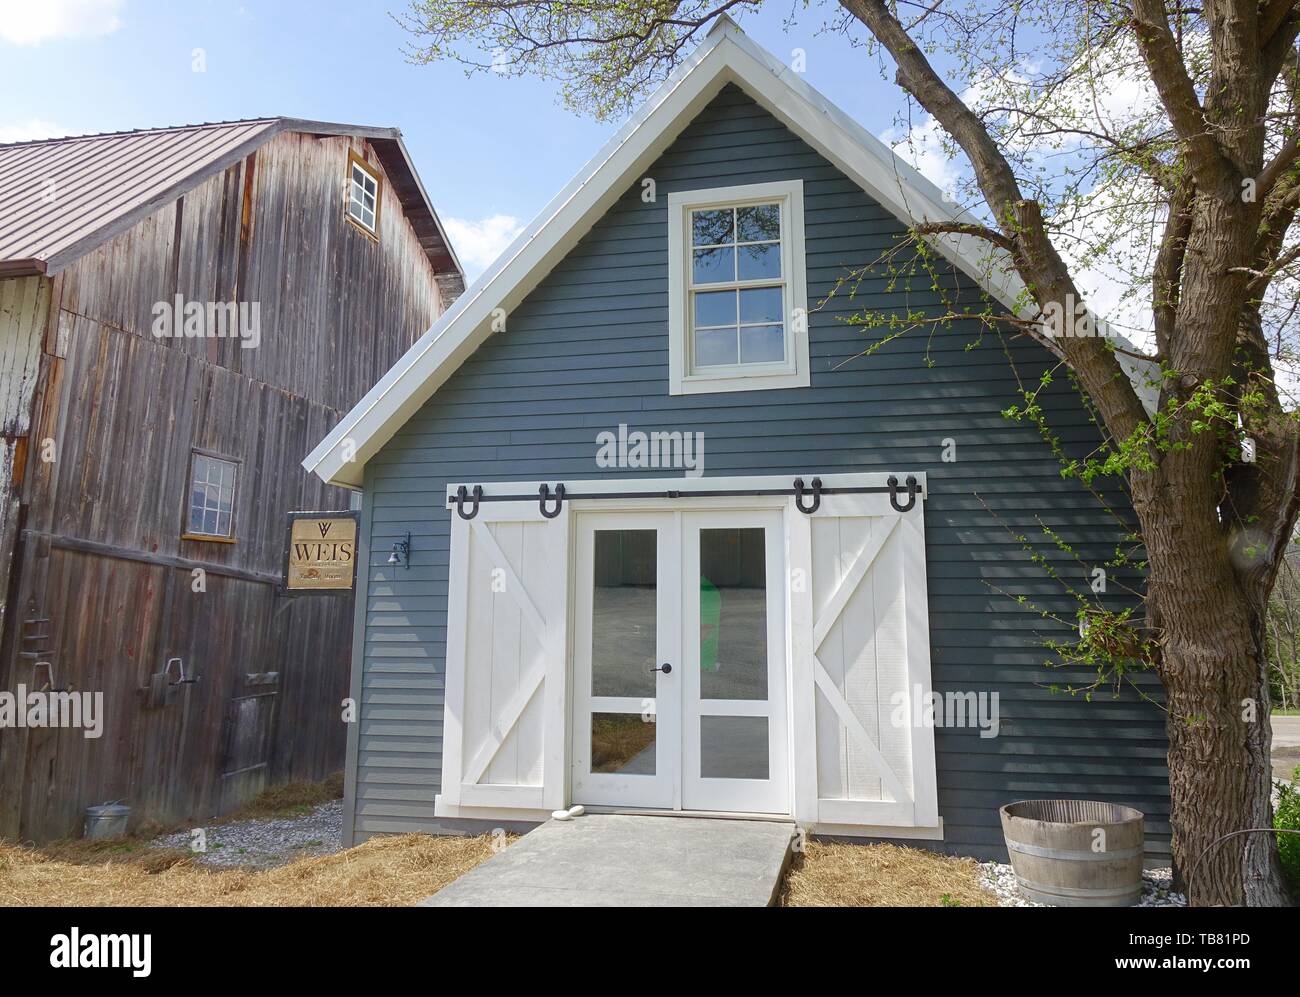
[346,152,381,238]
[668,180,809,395]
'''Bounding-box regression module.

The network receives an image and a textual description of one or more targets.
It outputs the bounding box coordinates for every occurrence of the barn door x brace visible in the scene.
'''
[446,475,922,520]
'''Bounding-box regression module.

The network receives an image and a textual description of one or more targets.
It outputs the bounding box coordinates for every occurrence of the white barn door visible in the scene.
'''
[437,500,569,816]
[790,490,938,830]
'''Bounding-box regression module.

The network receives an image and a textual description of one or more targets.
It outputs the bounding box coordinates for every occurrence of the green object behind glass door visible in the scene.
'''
[700,576,720,672]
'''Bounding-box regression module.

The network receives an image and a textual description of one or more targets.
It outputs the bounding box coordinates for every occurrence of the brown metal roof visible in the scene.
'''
[0,118,462,278]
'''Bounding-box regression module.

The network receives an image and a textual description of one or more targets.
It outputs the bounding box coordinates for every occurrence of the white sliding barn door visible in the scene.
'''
[438,501,569,815]
[790,492,938,830]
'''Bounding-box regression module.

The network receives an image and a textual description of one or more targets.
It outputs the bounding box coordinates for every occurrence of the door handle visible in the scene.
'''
[649,663,673,674]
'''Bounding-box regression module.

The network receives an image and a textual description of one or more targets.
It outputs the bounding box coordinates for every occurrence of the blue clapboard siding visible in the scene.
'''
[351,83,1170,859]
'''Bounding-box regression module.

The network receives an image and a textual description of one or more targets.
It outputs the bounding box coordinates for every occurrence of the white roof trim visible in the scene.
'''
[304,18,1156,488]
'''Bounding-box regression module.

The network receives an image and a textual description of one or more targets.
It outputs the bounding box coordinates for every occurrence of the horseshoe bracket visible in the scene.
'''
[455,484,483,520]
[793,477,822,515]
[539,483,566,519]
[888,475,919,513]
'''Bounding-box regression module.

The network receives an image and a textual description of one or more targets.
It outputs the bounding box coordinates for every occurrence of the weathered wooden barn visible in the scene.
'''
[306,20,1170,862]
[0,118,463,842]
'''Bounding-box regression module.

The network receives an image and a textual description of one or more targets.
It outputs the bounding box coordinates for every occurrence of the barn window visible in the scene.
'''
[184,451,238,541]
[667,180,809,395]
[346,151,381,237]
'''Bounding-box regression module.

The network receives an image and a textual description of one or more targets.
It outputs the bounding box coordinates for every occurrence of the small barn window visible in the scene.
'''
[184,451,238,541]
[346,152,381,237]
[668,180,809,395]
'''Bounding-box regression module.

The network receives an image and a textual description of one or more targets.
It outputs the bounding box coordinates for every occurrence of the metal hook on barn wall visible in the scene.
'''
[164,657,199,687]
[888,474,919,513]
[455,484,483,520]
[539,483,566,519]
[793,477,822,514]
[32,660,70,693]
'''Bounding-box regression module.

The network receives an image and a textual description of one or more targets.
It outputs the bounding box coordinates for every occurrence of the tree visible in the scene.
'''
[400,0,1300,906]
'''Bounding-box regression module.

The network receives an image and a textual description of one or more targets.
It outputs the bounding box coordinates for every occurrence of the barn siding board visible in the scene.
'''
[0,277,48,639]
[0,128,452,842]
[348,84,1168,860]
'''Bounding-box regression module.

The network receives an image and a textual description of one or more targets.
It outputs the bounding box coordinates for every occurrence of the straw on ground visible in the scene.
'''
[782,841,997,907]
[0,832,503,907]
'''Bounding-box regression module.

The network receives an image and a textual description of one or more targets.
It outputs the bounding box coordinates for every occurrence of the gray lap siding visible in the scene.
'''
[350,84,1169,858]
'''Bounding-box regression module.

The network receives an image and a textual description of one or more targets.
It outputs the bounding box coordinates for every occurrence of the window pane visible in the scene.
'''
[188,453,236,536]
[737,203,780,242]
[737,242,781,280]
[691,208,733,246]
[694,289,736,328]
[695,327,738,367]
[591,713,656,775]
[700,528,768,700]
[692,246,734,284]
[739,286,782,325]
[740,325,785,364]
[591,529,657,698]
[700,716,769,779]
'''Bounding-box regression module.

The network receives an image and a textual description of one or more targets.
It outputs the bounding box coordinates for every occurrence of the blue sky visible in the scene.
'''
[0,0,928,277]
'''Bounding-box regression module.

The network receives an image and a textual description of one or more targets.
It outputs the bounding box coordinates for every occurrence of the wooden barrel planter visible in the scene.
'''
[1000,800,1145,906]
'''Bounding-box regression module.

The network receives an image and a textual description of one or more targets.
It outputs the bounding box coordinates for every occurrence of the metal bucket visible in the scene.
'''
[1000,799,1145,906]
[83,803,131,840]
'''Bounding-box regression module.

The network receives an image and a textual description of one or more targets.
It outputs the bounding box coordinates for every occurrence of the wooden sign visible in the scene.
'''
[283,511,359,592]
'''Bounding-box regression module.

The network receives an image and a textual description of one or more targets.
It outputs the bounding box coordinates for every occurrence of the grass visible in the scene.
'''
[219,772,345,821]
[4,768,997,907]
[590,715,657,773]
[781,841,997,907]
[0,832,505,907]
[6,834,991,908]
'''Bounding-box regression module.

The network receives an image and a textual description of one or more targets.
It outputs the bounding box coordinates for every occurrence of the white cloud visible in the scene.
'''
[0,119,71,143]
[443,213,524,278]
[879,53,1172,350]
[0,0,124,46]
[883,116,962,203]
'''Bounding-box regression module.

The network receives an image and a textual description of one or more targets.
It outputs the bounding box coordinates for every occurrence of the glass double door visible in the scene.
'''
[571,509,789,814]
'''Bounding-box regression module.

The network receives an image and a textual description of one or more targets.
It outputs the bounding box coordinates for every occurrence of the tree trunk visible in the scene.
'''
[1150,524,1293,906]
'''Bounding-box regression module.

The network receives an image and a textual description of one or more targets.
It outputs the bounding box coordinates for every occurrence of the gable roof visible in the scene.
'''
[303,17,1156,489]
[0,118,463,278]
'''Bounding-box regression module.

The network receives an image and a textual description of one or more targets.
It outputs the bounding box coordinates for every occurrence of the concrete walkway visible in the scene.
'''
[421,813,795,907]
[1275,715,1300,783]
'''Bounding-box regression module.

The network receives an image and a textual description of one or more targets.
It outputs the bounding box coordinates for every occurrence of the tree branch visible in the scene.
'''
[839,0,1150,446]
[913,220,1017,253]
[1130,0,1238,188]
[1258,129,1300,199]
[1153,176,1194,358]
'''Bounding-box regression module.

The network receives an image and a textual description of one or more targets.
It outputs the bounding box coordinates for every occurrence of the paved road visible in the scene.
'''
[1274,715,1300,783]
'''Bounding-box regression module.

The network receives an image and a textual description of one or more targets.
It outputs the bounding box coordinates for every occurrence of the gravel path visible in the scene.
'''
[979,862,1187,907]
[150,800,344,870]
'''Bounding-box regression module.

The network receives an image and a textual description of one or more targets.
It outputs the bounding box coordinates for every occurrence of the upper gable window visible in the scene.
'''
[668,180,809,395]
[346,151,381,238]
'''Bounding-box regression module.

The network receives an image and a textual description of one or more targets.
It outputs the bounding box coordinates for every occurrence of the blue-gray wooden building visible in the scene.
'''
[306,20,1167,861]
